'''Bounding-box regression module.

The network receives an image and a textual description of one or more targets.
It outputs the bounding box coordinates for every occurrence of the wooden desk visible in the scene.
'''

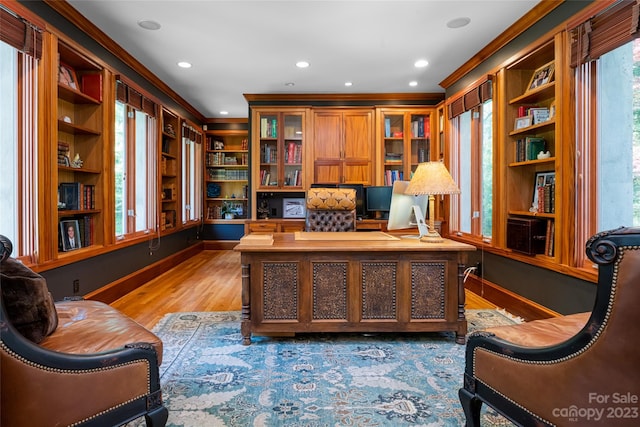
[234,232,476,344]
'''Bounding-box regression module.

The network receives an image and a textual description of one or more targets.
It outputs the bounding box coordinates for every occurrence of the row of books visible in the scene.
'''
[410,116,430,138]
[58,182,95,211]
[515,137,547,162]
[58,141,70,166]
[260,118,278,138]
[206,152,248,166]
[384,169,404,185]
[161,156,176,175]
[259,170,277,186]
[262,145,277,163]
[206,168,248,180]
[544,219,555,257]
[285,142,302,164]
[160,210,175,230]
[284,169,302,187]
[536,183,555,214]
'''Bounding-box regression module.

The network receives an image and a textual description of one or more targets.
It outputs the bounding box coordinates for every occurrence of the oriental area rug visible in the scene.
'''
[130,310,520,427]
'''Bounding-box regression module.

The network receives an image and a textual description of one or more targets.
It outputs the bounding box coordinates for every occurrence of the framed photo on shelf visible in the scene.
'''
[531,171,555,211]
[282,198,306,218]
[60,219,81,251]
[530,107,550,124]
[527,61,555,91]
[514,115,532,130]
[58,62,78,90]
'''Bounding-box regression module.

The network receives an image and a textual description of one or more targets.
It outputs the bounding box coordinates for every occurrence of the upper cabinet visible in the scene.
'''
[252,108,307,191]
[205,126,249,223]
[160,108,181,232]
[500,35,562,260]
[375,108,434,185]
[312,109,374,185]
[55,39,107,257]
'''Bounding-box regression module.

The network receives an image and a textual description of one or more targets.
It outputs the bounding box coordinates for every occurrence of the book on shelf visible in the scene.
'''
[517,104,538,117]
[80,73,103,101]
[58,182,95,211]
[384,118,391,137]
[515,137,546,162]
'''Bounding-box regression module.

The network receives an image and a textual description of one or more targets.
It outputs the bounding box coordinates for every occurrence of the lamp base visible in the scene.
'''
[419,230,444,243]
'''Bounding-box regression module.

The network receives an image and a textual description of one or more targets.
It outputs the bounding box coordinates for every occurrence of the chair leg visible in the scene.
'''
[144,406,169,427]
[459,388,482,427]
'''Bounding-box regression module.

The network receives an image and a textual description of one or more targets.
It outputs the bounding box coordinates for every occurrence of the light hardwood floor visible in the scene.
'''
[110,250,496,329]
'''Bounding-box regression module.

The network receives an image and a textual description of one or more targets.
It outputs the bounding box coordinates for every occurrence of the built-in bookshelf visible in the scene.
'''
[503,37,558,258]
[56,40,105,254]
[205,129,249,223]
[160,108,180,232]
[376,108,434,185]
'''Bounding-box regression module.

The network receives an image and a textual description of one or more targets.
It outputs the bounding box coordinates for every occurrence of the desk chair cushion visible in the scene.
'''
[1,257,58,343]
[306,188,356,210]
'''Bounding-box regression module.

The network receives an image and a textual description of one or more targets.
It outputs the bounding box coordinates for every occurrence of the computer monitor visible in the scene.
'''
[338,183,365,219]
[365,185,392,219]
[387,180,429,239]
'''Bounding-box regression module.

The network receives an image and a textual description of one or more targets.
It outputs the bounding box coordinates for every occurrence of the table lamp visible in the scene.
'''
[405,161,460,243]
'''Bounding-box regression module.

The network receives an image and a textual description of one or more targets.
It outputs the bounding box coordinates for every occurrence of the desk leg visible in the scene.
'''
[456,261,468,344]
[241,262,252,345]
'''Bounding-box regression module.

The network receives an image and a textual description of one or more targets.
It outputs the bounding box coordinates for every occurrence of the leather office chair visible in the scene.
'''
[305,187,357,231]
[0,235,168,427]
[459,226,640,427]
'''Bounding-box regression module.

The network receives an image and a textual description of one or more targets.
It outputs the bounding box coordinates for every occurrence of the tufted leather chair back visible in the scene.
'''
[305,187,357,232]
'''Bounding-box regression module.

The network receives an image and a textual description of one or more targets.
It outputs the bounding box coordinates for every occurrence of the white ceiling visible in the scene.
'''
[66,0,540,119]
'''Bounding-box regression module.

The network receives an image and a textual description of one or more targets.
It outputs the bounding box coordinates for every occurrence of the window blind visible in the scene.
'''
[447,79,493,119]
[0,5,42,59]
[115,79,157,117]
[570,0,640,67]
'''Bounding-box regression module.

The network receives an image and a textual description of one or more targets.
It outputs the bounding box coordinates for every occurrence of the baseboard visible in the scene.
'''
[465,273,561,321]
[85,242,204,304]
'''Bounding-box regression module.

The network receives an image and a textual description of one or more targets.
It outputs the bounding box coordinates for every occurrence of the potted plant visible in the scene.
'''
[221,202,234,219]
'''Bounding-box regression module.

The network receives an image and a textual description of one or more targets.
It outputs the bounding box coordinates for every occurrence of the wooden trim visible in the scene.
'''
[440,0,563,89]
[465,273,561,321]
[84,242,203,303]
[244,93,445,103]
[43,0,205,123]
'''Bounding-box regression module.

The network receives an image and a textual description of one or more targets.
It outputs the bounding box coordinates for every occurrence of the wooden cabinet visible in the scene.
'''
[55,40,106,256]
[160,108,180,232]
[204,129,248,223]
[250,108,309,219]
[312,109,374,185]
[375,108,434,185]
[501,36,561,259]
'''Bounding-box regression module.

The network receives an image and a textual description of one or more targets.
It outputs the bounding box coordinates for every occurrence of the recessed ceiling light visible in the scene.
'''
[285,82,295,87]
[409,81,418,87]
[137,20,161,30]
[177,61,192,68]
[414,59,429,68]
[345,82,353,87]
[296,61,310,68]
[219,111,229,115]
[447,17,471,29]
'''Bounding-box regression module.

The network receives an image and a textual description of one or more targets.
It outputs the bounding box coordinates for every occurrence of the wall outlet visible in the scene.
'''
[73,279,80,294]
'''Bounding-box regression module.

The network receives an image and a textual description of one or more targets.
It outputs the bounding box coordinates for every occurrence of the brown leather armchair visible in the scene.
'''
[305,187,357,231]
[459,226,640,426]
[0,235,168,427]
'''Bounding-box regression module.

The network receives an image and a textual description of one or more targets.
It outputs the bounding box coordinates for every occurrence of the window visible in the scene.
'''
[572,1,640,266]
[0,6,42,262]
[114,80,158,239]
[448,80,493,241]
[181,122,203,224]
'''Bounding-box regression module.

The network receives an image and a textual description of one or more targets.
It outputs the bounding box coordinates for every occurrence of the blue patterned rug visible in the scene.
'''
[132,310,519,426]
